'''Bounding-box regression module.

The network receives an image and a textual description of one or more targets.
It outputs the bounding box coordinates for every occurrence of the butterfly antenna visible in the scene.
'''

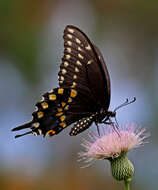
[114,97,136,113]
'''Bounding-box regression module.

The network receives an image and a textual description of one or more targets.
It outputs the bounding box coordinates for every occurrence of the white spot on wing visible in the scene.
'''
[32,122,40,128]
[40,96,45,102]
[75,67,79,72]
[78,54,83,59]
[60,76,64,81]
[71,82,77,88]
[33,132,38,136]
[87,60,93,65]
[66,55,71,59]
[64,61,69,67]
[76,38,81,44]
[48,89,53,93]
[85,44,91,50]
[76,60,82,66]
[67,41,72,46]
[62,69,67,74]
[66,47,71,53]
[73,75,77,79]
[78,47,82,51]
[35,106,38,111]
[38,129,42,135]
[68,28,74,33]
[67,34,72,39]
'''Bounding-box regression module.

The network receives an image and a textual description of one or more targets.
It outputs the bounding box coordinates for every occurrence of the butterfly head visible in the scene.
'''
[107,111,116,118]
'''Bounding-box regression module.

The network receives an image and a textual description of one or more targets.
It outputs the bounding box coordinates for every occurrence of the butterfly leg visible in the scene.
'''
[95,122,100,136]
[102,117,115,126]
[101,118,120,136]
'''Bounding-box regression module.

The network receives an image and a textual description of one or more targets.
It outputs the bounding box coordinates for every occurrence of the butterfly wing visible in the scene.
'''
[12,88,89,137]
[12,25,111,138]
[58,25,111,111]
[87,44,111,109]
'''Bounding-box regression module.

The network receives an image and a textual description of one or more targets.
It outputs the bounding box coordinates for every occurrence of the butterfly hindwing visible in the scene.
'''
[13,88,78,137]
[12,87,94,138]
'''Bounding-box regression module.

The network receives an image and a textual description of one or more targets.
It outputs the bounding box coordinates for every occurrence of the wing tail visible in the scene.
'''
[15,131,33,139]
[12,122,32,131]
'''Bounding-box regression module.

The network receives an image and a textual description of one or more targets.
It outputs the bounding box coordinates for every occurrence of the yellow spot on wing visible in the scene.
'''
[41,102,48,109]
[58,88,64,94]
[68,97,72,103]
[49,94,56,100]
[56,112,63,116]
[46,130,55,136]
[60,115,66,121]
[57,107,62,112]
[70,89,77,97]
[61,102,66,107]
[64,105,69,110]
[59,122,66,128]
[37,111,44,118]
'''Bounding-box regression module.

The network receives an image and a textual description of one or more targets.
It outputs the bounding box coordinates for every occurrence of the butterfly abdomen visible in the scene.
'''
[69,114,95,136]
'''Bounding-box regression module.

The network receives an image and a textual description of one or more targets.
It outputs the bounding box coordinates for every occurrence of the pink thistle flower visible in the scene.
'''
[79,124,148,166]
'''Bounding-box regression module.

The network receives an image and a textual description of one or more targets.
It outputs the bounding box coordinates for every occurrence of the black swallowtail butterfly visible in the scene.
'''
[12,25,136,138]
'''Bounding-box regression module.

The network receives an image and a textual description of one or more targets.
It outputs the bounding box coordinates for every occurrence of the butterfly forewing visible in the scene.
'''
[59,26,96,96]
[58,25,111,110]
[87,45,111,109]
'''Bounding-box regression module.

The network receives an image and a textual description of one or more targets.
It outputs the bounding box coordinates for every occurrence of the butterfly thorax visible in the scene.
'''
[95,108,116,123]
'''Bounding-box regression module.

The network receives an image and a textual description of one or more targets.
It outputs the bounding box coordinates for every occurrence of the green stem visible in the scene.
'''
[124,180,130,190]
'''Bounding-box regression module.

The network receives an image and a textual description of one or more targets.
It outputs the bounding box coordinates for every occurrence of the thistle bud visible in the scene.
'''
[110,154,134,181]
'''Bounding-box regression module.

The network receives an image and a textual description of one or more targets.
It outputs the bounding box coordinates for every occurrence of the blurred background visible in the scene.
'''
[0,0,157,189]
